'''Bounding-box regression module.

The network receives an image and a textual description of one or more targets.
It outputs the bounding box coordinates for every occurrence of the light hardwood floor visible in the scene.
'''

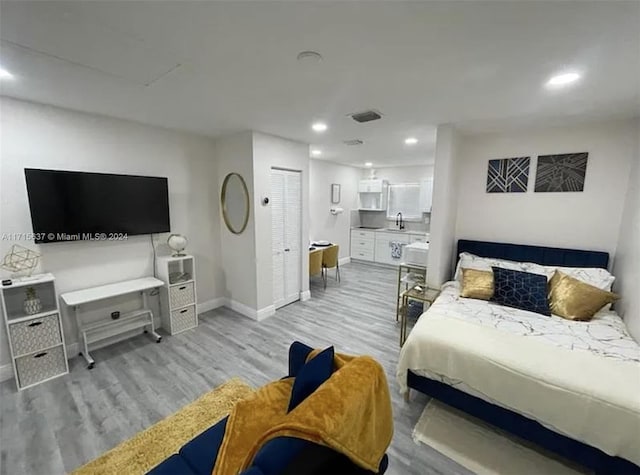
[0,262,471,475]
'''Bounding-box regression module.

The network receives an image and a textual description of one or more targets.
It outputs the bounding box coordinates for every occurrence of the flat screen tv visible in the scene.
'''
[24,169,170,243]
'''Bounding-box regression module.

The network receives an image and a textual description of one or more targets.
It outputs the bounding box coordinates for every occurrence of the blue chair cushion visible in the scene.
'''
[178,416,228,475]
[492,266,551,316]
[148,454,197,475]
[287,346,334,412]
[252,437,313,475]
[288,341,314,377]
[240,467,265,475]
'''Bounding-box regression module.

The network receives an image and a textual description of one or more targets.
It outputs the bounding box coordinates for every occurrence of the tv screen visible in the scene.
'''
[24,169,170,243]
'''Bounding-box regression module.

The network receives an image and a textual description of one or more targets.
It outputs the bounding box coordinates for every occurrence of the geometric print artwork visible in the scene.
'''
[534,152,588,192]
[491,266,551,316]
[486,157,530,193]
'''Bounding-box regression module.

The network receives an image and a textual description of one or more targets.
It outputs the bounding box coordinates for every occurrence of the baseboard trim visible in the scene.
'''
[300,290,311,301]
[338,257,351,266]
[223,299,257,320]
[198,297,226,314]
[0,363,13,383]
[256,305,276,321]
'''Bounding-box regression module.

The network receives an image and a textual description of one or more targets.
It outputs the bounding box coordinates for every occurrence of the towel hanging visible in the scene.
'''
[390,241,403,259]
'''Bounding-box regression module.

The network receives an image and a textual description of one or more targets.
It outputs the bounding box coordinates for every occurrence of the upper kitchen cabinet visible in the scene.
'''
[420,178,433,213]
[358,179,388,211]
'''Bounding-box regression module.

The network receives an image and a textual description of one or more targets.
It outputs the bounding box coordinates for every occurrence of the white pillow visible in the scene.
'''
[543,265,615,291]
[454,252,551,282]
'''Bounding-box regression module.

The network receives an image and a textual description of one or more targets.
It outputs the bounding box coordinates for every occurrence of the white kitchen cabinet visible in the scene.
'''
[374,231,410,266]
[350,229,375,262]
[358,180,388,211]
[358,179,384,193]
[420,179,433,213]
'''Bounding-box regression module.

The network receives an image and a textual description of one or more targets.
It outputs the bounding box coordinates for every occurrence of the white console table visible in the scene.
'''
[60,277,163,369]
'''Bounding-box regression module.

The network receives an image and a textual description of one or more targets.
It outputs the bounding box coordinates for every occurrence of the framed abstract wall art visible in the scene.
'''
[534,152,588,192]
[486,156,530,193]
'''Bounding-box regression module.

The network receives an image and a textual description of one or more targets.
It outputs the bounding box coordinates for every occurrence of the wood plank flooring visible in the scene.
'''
[0,262,471,475]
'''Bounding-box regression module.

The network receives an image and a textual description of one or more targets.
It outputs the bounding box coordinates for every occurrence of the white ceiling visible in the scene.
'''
[1,1,638,167]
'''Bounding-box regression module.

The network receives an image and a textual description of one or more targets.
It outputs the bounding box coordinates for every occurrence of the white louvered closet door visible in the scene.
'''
[271,169,302,309]
[271,171,286,309]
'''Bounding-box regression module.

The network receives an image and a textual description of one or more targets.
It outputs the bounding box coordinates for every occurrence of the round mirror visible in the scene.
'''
[221,173,250,234]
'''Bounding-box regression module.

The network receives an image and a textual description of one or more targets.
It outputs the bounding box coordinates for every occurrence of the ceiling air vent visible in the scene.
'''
[350,110,383,123]
[343,139,364,146]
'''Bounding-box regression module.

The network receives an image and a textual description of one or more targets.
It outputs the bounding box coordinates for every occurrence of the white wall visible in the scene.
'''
[215,131,257,310]
[455,119,637,259]
[0,98,222,367]
[361,165,434,184]
[612,122,640,341]
[427,124,461,287]
[310,160,360,259]
[253,132,310,312]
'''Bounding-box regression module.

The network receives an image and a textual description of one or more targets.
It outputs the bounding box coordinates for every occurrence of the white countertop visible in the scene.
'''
[351,227,429,235]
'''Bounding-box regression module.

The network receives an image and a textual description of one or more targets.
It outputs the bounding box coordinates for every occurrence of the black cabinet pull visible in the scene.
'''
[34,352,47,358]
[180,309,188,314]
[28,321,43,327]
[179,286,187,290]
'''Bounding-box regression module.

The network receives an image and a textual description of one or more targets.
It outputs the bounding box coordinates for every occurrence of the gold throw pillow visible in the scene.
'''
[548,271,619,321]
[460,268,494,300]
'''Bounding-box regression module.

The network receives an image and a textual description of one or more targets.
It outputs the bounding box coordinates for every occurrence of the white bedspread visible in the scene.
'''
[397,282,640,465]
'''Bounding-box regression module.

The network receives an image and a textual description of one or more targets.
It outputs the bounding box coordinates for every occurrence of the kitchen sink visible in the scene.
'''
[383,228,407,232]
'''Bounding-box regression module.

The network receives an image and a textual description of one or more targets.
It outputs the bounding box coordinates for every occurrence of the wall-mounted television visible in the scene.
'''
[24,169,170,243]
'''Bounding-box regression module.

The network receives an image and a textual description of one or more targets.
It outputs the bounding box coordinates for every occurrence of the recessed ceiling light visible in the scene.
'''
[404,137,418,145]
[546,71,581,88]
[364,162,373,167]
[310,149,322,157]
[0,68,14,80]
[312,122,328,133]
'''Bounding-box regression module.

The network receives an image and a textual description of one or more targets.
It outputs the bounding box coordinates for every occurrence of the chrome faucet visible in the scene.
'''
[396,212,405,230]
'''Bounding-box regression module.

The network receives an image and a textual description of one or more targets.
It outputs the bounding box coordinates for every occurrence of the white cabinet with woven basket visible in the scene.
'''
[156,255,198,335]
[1,273,69,390]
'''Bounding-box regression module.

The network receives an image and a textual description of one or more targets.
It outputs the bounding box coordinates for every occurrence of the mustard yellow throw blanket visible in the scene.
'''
[213,351,393,475]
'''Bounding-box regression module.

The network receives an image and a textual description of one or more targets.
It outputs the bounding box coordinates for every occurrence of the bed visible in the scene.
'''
[397,240,640,473]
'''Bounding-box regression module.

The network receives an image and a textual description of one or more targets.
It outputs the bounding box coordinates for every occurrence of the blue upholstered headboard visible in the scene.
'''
[457,240,609,270]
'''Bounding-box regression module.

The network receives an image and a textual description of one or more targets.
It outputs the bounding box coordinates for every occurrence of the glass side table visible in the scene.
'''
[399,285,440,346]
[395,263,427,321]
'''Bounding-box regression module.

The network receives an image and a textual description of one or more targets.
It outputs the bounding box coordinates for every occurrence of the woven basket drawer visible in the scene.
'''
[15,345,66,388]
[169,282,195,309]
[170,305,197,334]
[9,314,62,356]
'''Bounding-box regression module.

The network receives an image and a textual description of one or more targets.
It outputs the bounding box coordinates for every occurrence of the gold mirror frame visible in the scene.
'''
[221,172,250,235]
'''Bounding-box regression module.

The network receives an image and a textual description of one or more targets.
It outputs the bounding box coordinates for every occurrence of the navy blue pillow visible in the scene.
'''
[491,266,550,316]
[287,346,334,412]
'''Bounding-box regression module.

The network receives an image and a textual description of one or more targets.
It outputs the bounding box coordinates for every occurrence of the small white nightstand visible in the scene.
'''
[1,273,69,390]
[156,255,198,335]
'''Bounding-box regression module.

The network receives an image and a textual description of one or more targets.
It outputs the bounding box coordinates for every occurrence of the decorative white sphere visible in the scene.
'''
[167,234,188,256]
